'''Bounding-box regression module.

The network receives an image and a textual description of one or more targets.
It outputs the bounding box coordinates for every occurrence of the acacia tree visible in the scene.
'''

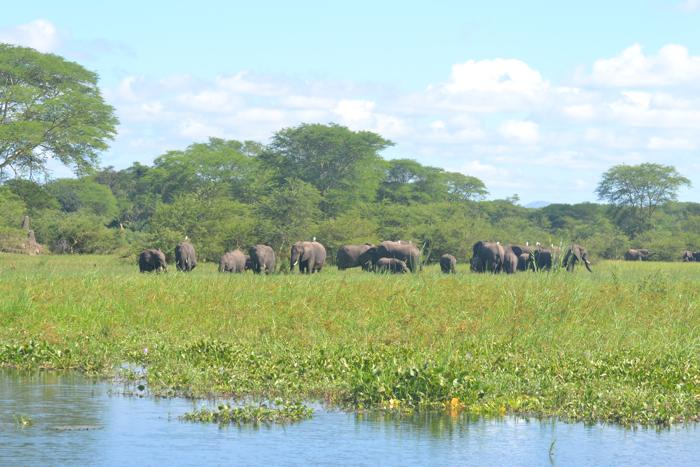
[0,44,117,178]
[595,163,691,236]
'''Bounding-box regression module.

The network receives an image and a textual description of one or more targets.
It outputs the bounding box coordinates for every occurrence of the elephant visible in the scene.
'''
[470,241,505,273]
[470,255,484,272]
[374,240,421,272]
[510,244,534,256]
[376,257,409,274]
[533,247,554,271]
[693,252,700,262]
[439,254,457,274]
[219,249,251,273]
[517,252,533,271]
[175,241,197,272]
[682,250,695,262]
[624,248,651,261]
[139,249,167,273]
[249,244,276,274]
[563,244,592,272]
[502,247,519,274]
[336,244,373,270]
[290,241,327,273]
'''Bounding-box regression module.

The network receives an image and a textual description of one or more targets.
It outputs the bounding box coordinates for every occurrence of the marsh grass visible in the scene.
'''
[0,254,699,426]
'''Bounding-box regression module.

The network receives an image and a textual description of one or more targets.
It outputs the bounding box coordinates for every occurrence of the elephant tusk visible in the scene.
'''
[293,261,298,266]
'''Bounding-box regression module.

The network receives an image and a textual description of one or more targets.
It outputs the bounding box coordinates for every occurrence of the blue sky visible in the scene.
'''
[2,1,700,203]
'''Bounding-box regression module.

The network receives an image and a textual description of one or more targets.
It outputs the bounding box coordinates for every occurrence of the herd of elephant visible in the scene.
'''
[137,239,594,274]
[624,248,700,262]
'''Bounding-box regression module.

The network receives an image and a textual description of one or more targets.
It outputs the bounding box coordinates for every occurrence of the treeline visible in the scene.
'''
[1,123,699,263]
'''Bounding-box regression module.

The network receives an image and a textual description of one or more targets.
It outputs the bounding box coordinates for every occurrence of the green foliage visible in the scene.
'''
[182,401,313,425]
[148,193,256,261]
[0,44,117,177]
[0,186,26,228]
[3,179,59,214]
[260,123,392,215]
[596,163,691,237]
[33,210,120,254]
[378,159,487,204]
[47,179,118,220]
[254,179,323,253]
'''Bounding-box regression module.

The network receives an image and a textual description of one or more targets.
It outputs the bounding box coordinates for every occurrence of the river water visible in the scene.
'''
[0,370,698,466]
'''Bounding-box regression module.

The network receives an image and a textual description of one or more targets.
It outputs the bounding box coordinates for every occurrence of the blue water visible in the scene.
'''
[0,370,698,466]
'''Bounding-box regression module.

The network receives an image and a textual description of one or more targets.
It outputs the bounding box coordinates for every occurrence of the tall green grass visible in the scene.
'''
[0,253,698,426]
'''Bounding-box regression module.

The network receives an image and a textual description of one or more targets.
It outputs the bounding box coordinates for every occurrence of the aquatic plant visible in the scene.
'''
[181,401,313,426]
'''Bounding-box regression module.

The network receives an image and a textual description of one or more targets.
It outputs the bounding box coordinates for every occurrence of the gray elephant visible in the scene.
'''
[175,241,197,272]
[510,244,534,256]
[439,254,457,274]
[290,241,327,273]
[471,241,505,273]
[624,248,651,261]
[376,257,409,274]
[517,253,533,271]
[562,244,592,272]
[336,244,373,270]
[682,250,695,262]
[219,249,251,273]
[503,247,519,274]
[375,240,421,272]
[249,244,276,274]
[533,247,554,271]
[139,249,167,273]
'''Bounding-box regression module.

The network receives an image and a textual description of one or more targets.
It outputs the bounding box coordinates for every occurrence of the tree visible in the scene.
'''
[47,178,118,220]
[0,44,117,178]
[260,123,392,215]
[147,138,263,203]
[254,179,322,255]
[595,163,691,236]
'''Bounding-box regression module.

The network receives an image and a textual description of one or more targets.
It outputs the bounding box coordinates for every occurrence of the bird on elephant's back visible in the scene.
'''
[290,240,327,274]
[374,240,421,272]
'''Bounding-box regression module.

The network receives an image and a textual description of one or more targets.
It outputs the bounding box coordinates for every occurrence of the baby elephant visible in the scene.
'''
[376,257,409,274]
[439,254,457,273]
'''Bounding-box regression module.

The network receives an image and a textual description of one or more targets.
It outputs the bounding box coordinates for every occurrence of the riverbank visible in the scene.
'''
[1,254,698,426]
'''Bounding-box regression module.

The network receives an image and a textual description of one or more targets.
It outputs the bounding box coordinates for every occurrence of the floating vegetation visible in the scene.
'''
[181,401,313,426]
[13,414,33,428]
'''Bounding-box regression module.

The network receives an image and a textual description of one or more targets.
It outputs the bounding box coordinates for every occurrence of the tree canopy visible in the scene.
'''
[595,163,691,236]
[0,44,117,178]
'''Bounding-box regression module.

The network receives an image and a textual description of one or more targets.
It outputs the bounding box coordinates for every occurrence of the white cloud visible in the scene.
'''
[679,1,700,11]
[499,120,540,144]
[586,44,700,87]
[421,58,549,112]
[647,136,696,150]
[0,19,59,52]
[333,99,376,124]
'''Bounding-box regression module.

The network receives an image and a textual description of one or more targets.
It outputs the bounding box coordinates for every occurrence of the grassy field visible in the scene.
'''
[0,253,698,427]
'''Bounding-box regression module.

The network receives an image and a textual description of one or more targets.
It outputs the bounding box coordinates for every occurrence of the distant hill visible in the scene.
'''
[524,200,551,209]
